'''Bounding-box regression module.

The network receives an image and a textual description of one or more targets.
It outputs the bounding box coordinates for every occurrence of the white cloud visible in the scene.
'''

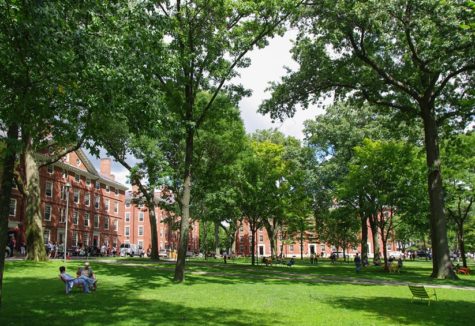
[235,29,323,140]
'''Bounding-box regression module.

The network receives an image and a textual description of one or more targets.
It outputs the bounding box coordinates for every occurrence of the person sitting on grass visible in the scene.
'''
[59,266,91,294]
[287,257,295,267]
[77,262,97,291]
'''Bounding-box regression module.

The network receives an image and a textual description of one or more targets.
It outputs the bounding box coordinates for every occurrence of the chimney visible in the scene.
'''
[100,158,112,178]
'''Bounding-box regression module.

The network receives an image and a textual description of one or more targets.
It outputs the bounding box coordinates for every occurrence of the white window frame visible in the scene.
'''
[84,213,90,227]
[83,232,90,246]
[60,208,66,223]
[45,181,53,198]
[44,204,52,221]
[94,215,100,228]
[74,173,80,183]
[85,193,90,207]
[115,188,119,196]
[73,210,79,225]
[95,197,100,209]
[125,226,130,237]
[9,199,17,216]
[104,217,109,230]
[114,201,119,214]
[106,185,110,193]
[125,212,130,223]
[139,212,144,222]
[74,189,80,204]
[105,199,110,212]
[138,226,144,237]
[95,181,101,190]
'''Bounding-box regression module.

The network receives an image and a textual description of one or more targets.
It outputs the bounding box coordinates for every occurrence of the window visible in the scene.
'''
[114,202,119,214]
[138,240,144,249]
[95,197,100,209]
[72,231,78,246]
[74,173,80,183]
[105,199,110,212]
[125,212,130,223]
[115,188,119,196]
[76,158,81,166]
[47,165,54,174]
[289,244,294,252]
[259,235,263,242]
[60,208,66,223]
[43,229,50,244]
[83,233,89,246]
[73,210,78,225]
[138,226,144,236]
[139,212,144,222]
[85,193,90,207]
[9,199,16,216]
[61,185,67,200]
[45,182,53,198]
[84,213,89,227]
[95,181,101,190]
[62,169,67,179]
[44,204,52,221]
[114,219,118,232]
[106,185,110,193]
[104,217,109,230]
[125,226,130,237]
[125,202,130,208]
[94,215,99,228]
[74,189,80,204]
[86,179,91,187]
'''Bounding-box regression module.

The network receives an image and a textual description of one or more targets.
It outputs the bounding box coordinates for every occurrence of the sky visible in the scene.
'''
[89,31,324,187]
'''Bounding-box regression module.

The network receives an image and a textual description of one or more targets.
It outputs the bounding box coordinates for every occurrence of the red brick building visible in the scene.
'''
[8,150,127,253]
[234,219,397,259]
[123,190,200,253]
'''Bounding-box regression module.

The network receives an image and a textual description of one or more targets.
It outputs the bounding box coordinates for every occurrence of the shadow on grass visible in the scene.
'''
[1,276,284,326]
[328,295,474,325]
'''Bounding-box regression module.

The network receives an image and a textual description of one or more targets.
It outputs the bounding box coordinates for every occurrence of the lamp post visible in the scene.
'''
[64,182,71,263]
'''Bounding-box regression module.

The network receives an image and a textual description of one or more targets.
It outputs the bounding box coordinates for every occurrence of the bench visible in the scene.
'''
[408,285,437,305]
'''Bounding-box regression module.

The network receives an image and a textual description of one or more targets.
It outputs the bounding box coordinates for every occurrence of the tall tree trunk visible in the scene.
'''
[457,223,467,268]
[24,136,47,261]
[369,214,380,260]
[0,124,19,307]
[360,213,369,260]
[249,220,256,265]
[421,104,456,279]
[214,221,220,257]
[264,221,276,259]
[174,128,193,282]
[202,220,208,259]
[147,202,159,260]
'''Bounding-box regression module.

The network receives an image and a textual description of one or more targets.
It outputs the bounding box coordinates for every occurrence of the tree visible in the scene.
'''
[0,0,122,305]
[339,139,427,269]
[443,132,475,268]
[261,0,475,278]
[137,0,303,282]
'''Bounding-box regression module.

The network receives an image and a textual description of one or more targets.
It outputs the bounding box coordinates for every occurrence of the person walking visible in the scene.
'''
[354,253,362,273]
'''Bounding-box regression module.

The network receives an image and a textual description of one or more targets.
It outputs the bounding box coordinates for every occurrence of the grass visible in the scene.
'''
[1,258,474,325]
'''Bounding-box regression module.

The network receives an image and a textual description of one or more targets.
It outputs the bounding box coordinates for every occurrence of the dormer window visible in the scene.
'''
[76,158,81,166]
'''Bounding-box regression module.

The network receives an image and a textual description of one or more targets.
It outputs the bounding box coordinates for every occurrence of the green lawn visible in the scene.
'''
[1,258,474,325]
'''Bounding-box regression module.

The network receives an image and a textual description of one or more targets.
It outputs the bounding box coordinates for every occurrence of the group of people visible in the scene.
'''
[354,253,403,273]
[59,261,97,294]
